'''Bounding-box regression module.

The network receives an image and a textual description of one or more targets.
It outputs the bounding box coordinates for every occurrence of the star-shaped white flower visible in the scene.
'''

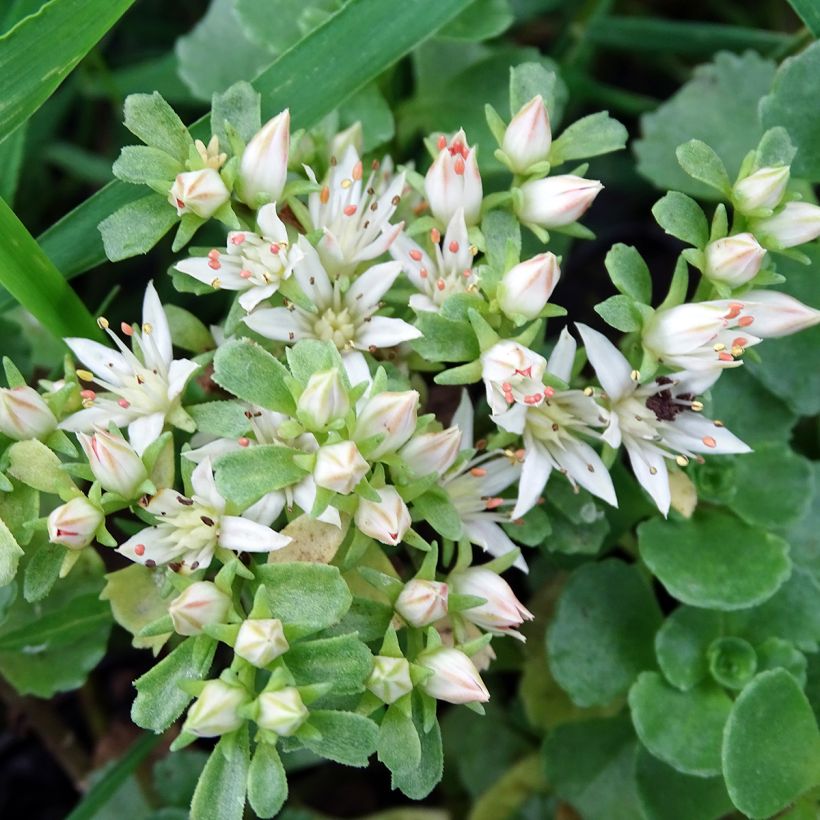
[60,282,199,456]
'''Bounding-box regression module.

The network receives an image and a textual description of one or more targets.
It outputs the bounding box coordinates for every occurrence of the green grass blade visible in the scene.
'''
[0,0,136,141]
[788,0,820,38]
[0,196,103,340]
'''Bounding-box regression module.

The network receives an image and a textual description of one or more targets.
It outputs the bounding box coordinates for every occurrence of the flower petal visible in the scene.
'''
[128,412,165,457]
[547,327,576,382]
[256,203,288,242]
[463,517,528,572]
[142,282,173,368]
[219,515,291,552]
[354,316,422,349]
[238,283,278,312]
[191,458,225,511]
[65,338,130,385]
[118,526,180,566]
[624,440,671,516]
[553,436,618,507]
[168,358,200,402]
[512,442,552,519]
[346,261,403,313]
[663,412,751,455]
[243,307,314,343]
[294,237,332,308]
[576,323,633,402]
[451,390,474,450]
[242,491,286,526]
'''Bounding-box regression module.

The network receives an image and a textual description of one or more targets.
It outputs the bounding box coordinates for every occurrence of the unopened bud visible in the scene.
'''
[234,618,289,667]
[733,166,789,214]
[78,430,148,498]
[418,647,490,704]
[752,201,820,249]
[313,441,369,495]
[256,687,308,736]
[498,252,561,320]
[451,567,533,640]
[367,655,413,704]
[399,427,462,476]
[704,233,766,288]
[169,581,231,636]
[47,497,103,550]
[425,129,483,226]
[353,390,419,458]
[0,386,57,440]
[297,368,350,430]
[169,168,230,219]
[502,95,551,174]
[183,679,248,737]
[517,175,602,228]
[395,579,449,627]
[354,486,411,546]
[237,110,290,206]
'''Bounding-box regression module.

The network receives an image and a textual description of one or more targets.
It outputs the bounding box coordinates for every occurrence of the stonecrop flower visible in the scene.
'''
[425,129,483,227]
[60,282,199,456]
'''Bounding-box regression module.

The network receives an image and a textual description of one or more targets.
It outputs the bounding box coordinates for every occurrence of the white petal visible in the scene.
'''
[341,350,372,391]
[553,437,618,507]
[185,438,243,463]
[291,475,318,515]
[294,237,332,308]
[243,307,313,342]
[390,233,435,290]
[238,284,278,312]
[191,458,225,511]
[128,412,166,457]
[463,517,528,573]
[442,208,471,272]
[346,261,403,313]
[59,403,133,433]
[480,457,521,496]
[65,337,130,385]
[175,257,244,291]
[118,527,180,566]
[451,390,474,450]
[492,403,527,435]
[663,412,751,455]
[146,488,185,517]
[167,358,200,401]
[624,440,671,516]
[547,327,576,382]
[351,221,404,263]
[355,316,421,350]
[576,323,633,402]
[317,504,342,527]
[219,516,291,552]
[256,203,288,242]
[142,282,173,368]
[512,443,552,519]
[408,294,439,313]
[242,491,286,526]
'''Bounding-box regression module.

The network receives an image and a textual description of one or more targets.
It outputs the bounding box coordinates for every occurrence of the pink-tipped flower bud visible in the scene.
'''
[78,430,148,498]
[0,386,57,441]
[169,581,231,636]
[395,579,449,628]
[704,233,766,288]
[497,252,561,320]
[297,368,350,430]
[237,110,290,207]
[47,497,103,550]
[354,486,411,546]
[481,340,548,415]
[353,390,419,458]
[256,687,308,736]
[168,168,230,218]
[234,618,289,667]
[752,201,820,249]
[313,441,369,495]
[451,567,534,640]
[399,427,462,477]
[418,646,490,704]
[517,174,602,228]
[425,129,483,227]
[502,95,552,174]
[367,655,413,704]
[733,166,790,214]
[183,679,248,737]
[717,290,820,338]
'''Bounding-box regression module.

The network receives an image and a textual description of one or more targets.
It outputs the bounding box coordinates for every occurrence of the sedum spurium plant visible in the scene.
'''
[2,57,820,819]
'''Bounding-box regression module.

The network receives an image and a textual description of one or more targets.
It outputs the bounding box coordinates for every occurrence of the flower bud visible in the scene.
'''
[517,175,602,228]
[354,486,411,546]
[183,680,248,737]
[313,441,369,495]
[234,618,289,667]
[481,340,548,414]
[399,427,462,476]
[169,581,231,636]
[47,497,103,550]
[78,430,148,498]
[297,369,350,429]
[497,252,561,320]
[502,95,552,174]
[237,109,290,206]
[168,169,230,219]
[353,390,419,458]
[367,655,413,704]
[733,166,789,214]
[451,567,534,639]
[418,647,490,704]
[256,687,308,736]
[752,201,820,249]
[721,290,820,338]
[0,386,57,440]
[704,233,766,288]
[395,579,449,627]
[425,129,483,226]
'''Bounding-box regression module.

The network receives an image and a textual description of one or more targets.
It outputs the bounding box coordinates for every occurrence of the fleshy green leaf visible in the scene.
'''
[211,81,261,147]
[163,304,215,354]
[548,111,628,166]
[300,710,378,767]
[411,312,480,362]
[378,704,422,775]
[188,401,251,439]
[214,445,305,509]
[22,536,63,603]
[604,243,652,304]
[411,487,463,541]
[98,193,180,262]
[6,439,78,498]
[0,514,23,587]
[439,0,513,41]
[246,742,287,819]
[284,634,372,694]
[390,708,444,799]
[509,61,565,123]
[651,191,709,248]
[594,294,644,333]
[655,606,722,691]
[285,339,344,386]
[112,145,182,186]
[674,140,731,196]
[190,729,250,820]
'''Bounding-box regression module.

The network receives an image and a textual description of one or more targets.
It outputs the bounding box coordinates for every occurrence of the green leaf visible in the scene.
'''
[787,0,820,36]
[6,439,78,498]
[707,636,757,690]
[22,537,63,602]
[482,209,521,279]
[390,708,444,799]
[214,445,305,509]
[284,634,372,694]
[340,82,395,152]
[98,193,180,262]
[635,51,775,199]
[411,487,463,541]
[131,635,216,732]
[188,401,251,439]
[285,340,344,386]
[439,0,513,41]
[190,730,250,820]
[509,61,565,123]
[0,514,23,587]
[501,504,550,547]
[638,510,791,610]
[723,670,820,818]
[0,477,38,544]
[378,704,422,775]
[152,749,209,808]
[163,304,214,354]
[634,745,732,820]
[547,559,662,707]
[213,338,296,414]
[0,0,135,140]
[211,81,261,146]
[549,111,628,166]
[247,742,287,819]
[0,124,26,204]
[112,145,182,186]
[255,562,352,635]
[756,638,807,686]
[628,672,732,777]
[301,710,378,767]
[543,716,644,820]
[760,41,820,182]
[604,244,652,303]
[411,312,479,362]
[594,294,643,333]
[674,140,731,196]
[651,191,709,248]
[655,606,722,691]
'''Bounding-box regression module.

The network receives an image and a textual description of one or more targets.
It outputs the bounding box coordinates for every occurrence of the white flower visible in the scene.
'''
[354,485,411,546]
[390,208,478,312]
[395,579,449,627]
[399,426,462,476]
[256,687,309,736]
[418,646,489,704]
[367,655,413,704]
[296,368,350,430]
[732,166,789,214]
[495,329,617,518]
[60,282,199,456]
[577,323,750,516]
[118,458,290,570]
[451,566,533,640]
[169,581,231,636]
[243,237,420,376]
[183,680,248,737]
[174,204,303,311]
[425,129,483,226]
[481,340,549,415]
[704,233,766,288]
[47,496,103,550]
[313,441,369,494]
[0,385,57,440]
[502,95,552,174]
[168,168,230,218]
[353,389,419,458]
[77,429,148,498]
[237,109,290,207]
[497,253,561,320]
[234,618,289,667]
[517,174,602,228]
[306,144,405,276]
[751,201,820,249]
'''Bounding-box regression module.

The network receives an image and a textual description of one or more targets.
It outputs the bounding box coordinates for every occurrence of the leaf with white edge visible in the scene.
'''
[655,606,722,691]
[246,742,287,820]
[214,445,305,509]
[99,193,180,262]
[188,401,251,439]
[411,487,463,541]
[638,510,791,611]
[211,81,261,147]
[7,439,78,499]
[651,191,709,249]
[509,61,565,123]
[629,672,732,777]
[547,559,662,708]
[549,111,628,167]
[0,515,23,588]
[284,634,372,695]
[378,704,422,775]
[390,709,444,799]
[301,710,378,767]
[594,294,644,333]
[604,244,652,304]
[723,670,820,818]
[190,729,250,820]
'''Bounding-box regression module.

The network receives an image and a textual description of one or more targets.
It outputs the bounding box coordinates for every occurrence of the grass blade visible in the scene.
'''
[787,0,820,38]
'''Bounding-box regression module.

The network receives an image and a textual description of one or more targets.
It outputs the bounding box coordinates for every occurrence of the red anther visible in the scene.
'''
[207,249,220,259]
[725,302,743,320]
[485,497,504,510]
[240,269,253,279]
[448,241,459,253]
[470,467,487,477]
[454,156,465,175]
[436,278,446,291]
[514,366,532,378]
[208,258,221,270]
[732,337,748,348]
[502,382,512,391]
[718,352,734,362]
[504,391,514,404]
[388,532,399,542]
[419,268,429,279]
[230,233,246,245]
[134,544,146,556]
[352,161,363,181]
[544,386,555,398]
[320,186,330,204]
[120,322,133,336]
[437,135,447,150]
[409,249,423,261]
[430,228,441,243]
[515,448,526,460]
[343,204,357,216]
[80,389,96,400]
[702,435,717,448]
[269,243,281,254]
[738,315,754,327]
[463,269,472,278]
[238,437,250,447]
[118,398,130,408]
